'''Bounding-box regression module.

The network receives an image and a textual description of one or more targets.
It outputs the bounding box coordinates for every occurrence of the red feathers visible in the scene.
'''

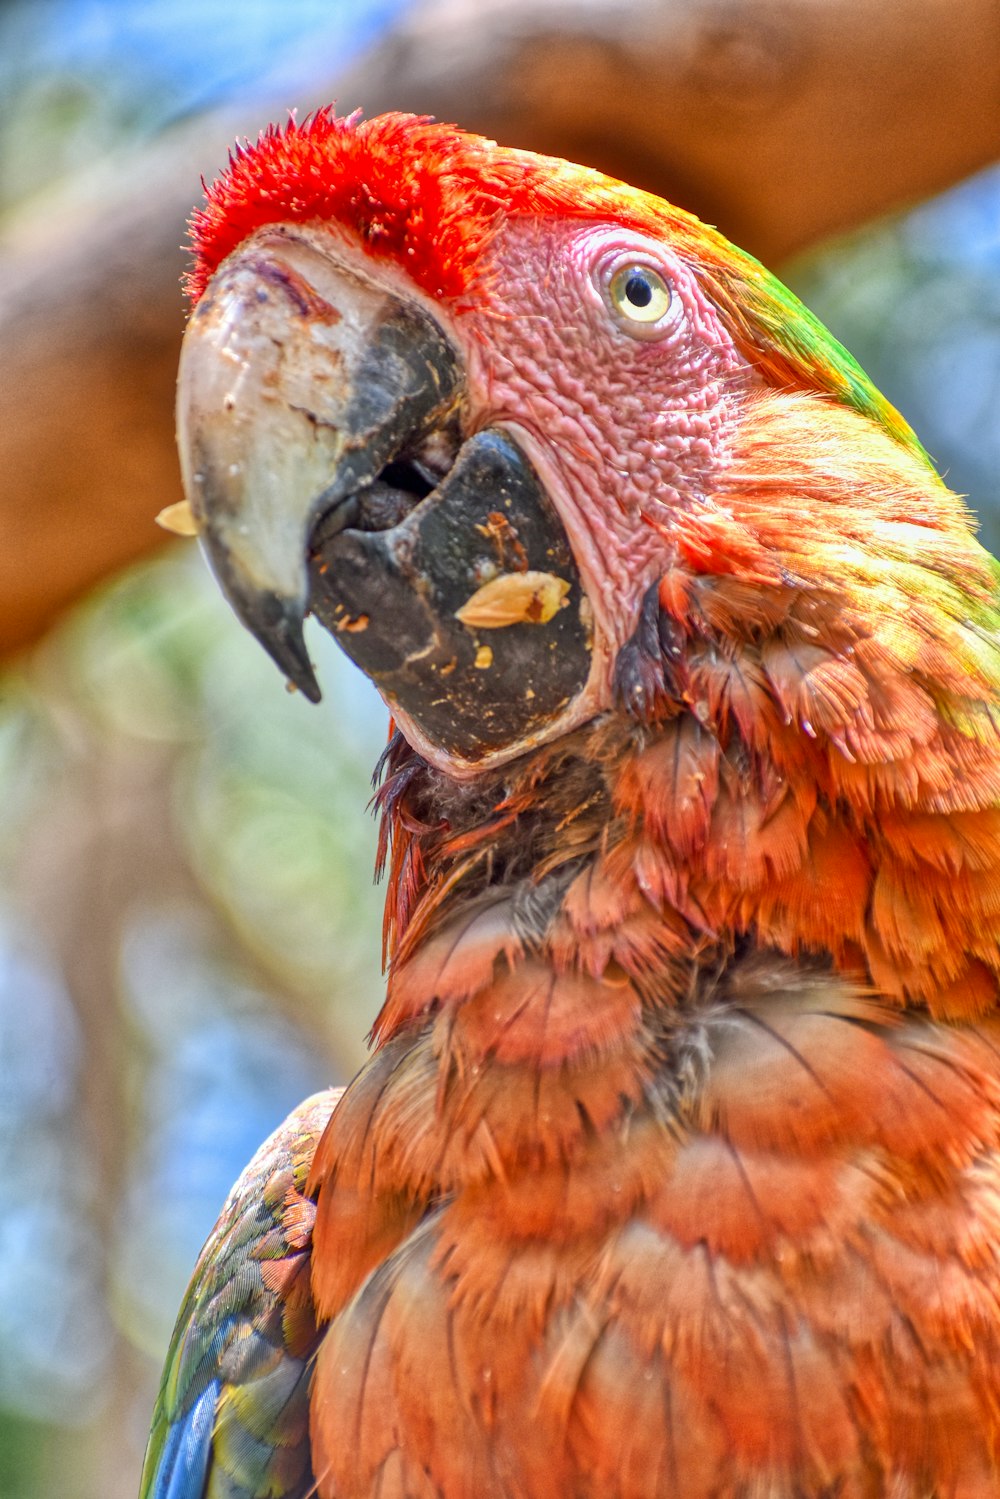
[187,108,613,304]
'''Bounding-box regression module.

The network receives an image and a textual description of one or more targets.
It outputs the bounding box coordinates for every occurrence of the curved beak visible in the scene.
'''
[176,229,461,701]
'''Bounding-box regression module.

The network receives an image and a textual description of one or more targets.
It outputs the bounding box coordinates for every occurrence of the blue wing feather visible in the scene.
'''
[139,1090,341,1499]
[149,1381,218,1499]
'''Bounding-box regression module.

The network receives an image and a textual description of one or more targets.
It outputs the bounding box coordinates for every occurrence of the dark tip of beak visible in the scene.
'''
[231,587,322,703]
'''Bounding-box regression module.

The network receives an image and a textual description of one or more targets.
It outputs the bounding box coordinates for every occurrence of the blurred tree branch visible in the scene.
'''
[1,0,997,656]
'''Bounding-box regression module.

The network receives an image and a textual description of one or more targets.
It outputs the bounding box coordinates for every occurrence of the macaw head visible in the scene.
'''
[178,110,945,777]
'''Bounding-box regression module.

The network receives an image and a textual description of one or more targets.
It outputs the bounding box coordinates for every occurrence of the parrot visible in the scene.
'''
[141,108,1000,1499]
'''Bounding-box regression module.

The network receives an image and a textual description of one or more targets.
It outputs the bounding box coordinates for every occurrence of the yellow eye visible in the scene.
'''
[607,264,672,325]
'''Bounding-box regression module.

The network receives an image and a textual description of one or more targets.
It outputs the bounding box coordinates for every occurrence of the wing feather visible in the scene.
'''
[140,1089,341,1499]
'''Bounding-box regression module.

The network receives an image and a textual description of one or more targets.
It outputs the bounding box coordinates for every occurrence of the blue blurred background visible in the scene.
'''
[0,2,997,1494]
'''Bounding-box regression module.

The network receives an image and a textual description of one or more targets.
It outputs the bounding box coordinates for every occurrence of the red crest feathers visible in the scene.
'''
[187,108,611,304]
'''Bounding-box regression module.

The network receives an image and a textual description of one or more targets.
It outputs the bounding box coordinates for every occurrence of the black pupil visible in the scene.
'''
[625,272,653,308]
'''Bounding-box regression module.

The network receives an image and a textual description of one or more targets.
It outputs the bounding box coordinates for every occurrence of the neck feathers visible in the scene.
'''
[375,392,1000,1038]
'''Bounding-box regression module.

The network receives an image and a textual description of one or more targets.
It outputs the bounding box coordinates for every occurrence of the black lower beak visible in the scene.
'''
[308,427,592,760]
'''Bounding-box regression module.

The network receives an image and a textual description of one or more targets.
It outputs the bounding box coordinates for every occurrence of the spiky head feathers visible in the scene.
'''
[190,109,925,465]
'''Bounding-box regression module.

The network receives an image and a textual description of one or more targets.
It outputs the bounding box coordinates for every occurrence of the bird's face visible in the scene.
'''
[178,212,754,775]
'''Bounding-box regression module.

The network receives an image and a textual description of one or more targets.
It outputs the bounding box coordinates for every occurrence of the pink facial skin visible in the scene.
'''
[452,219,763,706]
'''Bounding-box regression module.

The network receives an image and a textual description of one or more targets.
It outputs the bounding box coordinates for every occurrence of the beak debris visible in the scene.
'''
[455,571,571,629]
[156,499,200,537]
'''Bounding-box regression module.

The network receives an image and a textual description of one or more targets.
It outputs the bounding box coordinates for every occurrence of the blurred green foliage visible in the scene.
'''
[789,168,1000,547]
[63,551,388,1023]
